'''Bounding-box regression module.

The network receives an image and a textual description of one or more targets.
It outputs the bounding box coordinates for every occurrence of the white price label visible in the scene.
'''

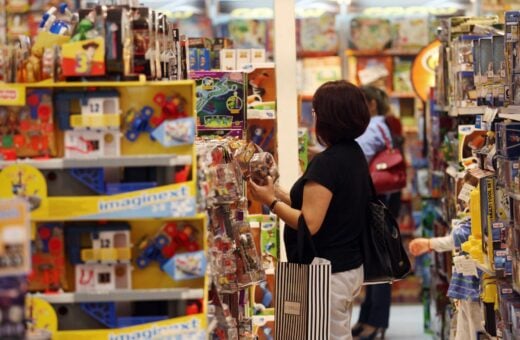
[458,183,476,204]
[459,257,478,277]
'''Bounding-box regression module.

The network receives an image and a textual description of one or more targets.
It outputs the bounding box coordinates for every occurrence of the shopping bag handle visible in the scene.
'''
[296,214,318,263]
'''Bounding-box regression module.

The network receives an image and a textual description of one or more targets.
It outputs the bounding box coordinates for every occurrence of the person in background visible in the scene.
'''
[352,85,394,340]
[383,113,405,218]
[409,218,484,340]
[249,80,372,340]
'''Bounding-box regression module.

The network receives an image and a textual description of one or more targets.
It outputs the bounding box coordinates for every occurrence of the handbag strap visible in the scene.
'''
[377,124,392,150]
[296,214,318,262]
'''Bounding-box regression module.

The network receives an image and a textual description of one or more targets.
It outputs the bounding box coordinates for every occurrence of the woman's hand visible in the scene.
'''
[409,238,431,256]
[248,176,276,206]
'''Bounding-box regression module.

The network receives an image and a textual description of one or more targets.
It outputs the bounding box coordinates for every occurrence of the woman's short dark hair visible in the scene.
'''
[360,85,389,116]
[313,80,370,146]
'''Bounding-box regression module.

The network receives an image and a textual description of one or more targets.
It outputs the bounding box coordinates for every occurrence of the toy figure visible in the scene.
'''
[24,47,42,83]
[71,13,96,42]
[5,110,20,135]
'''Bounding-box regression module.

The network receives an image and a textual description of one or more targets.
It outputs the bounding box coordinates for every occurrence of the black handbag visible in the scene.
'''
[362,177,411,284]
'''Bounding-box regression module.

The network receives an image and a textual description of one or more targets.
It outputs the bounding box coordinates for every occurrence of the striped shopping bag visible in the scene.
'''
[274,258,331,340]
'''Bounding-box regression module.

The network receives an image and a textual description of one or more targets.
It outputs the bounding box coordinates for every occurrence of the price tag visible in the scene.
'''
[458,183,476,204]
[459,256,478,277]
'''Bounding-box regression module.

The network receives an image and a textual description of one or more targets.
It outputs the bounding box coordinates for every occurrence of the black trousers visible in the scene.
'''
[358,283,392,328]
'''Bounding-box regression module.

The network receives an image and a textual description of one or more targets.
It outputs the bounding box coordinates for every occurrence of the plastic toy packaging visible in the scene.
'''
[234,142,279,185]
[209,234,238,293]
[201,143,245,206]
[249,152,279,186]
[207,161,243,205]
[208,288,239,339]
[234,219,265,287]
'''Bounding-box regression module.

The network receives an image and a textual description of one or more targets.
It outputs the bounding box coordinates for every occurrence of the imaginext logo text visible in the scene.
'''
[98,186,190,212]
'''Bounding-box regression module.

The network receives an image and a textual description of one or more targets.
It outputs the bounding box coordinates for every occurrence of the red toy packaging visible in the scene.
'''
[0,89,56,159]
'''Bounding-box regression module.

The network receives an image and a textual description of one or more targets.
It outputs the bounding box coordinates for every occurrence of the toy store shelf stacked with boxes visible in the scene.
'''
[0,82,208,339]
[0,1,215,338]
[426,12,520,339]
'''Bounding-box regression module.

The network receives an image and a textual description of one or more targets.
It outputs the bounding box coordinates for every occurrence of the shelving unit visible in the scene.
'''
[0,79,208,338]
[31,288,204,304]
[0,155,192,169]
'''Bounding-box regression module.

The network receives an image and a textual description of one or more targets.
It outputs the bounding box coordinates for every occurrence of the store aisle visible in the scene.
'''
[352,304,433,339]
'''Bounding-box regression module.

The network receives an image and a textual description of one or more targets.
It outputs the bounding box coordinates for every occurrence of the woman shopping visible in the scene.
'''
[249,80,372,340]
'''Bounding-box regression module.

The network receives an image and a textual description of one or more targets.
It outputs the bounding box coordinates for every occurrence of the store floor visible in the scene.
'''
[352,304,433,339]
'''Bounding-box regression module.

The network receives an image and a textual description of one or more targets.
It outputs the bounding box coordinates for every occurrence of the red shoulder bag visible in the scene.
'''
[368,125,407,194]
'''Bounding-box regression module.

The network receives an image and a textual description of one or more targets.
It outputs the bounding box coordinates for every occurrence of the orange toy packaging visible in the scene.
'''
[0,89,57,159]
[61,37,105,77]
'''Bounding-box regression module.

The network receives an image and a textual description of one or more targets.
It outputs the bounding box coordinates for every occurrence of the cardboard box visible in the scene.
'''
[189,48,199,71]
[236,49,252,69]
[198,48,211,71]
[496,122,520,158]
[458,124,487,166]
[251,49,266,64]
[62,37,105,77]
[220,49,236,71]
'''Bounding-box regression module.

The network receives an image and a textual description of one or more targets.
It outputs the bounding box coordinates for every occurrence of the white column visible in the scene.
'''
[274,0,299,261]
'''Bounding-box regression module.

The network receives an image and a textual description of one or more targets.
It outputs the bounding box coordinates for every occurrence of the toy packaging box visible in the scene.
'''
[391,15,429,51]
[175,15,213,39]
[236,49,251,69]
[356,56,393,91]
[297,13,337,54]
[493,35,506,106]
[298,127,309,173]
[458,124,487,167]
[0,275,26,339]
[247,67,277,155]
[220,49,236,71]
[349,16,392,51]
[448,16,498,41]
[300,56,341,95]
[456,71,478,107]
[0,202,27,336]
[505,11,520,105]
[393,57,413,93]
[480,37,494,106]
[0,199,30,277]
[29,223,68,292]
[191,71,246,137]
[223,19,267,49]
[473,39,483,105]
[62,37,106,77]
[0,89,57,158]
[496,122,520,158]
[211,37,234,70]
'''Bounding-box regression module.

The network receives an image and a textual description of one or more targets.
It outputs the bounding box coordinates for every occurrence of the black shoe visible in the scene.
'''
[351,324,364,337]
[359,328,386,340]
